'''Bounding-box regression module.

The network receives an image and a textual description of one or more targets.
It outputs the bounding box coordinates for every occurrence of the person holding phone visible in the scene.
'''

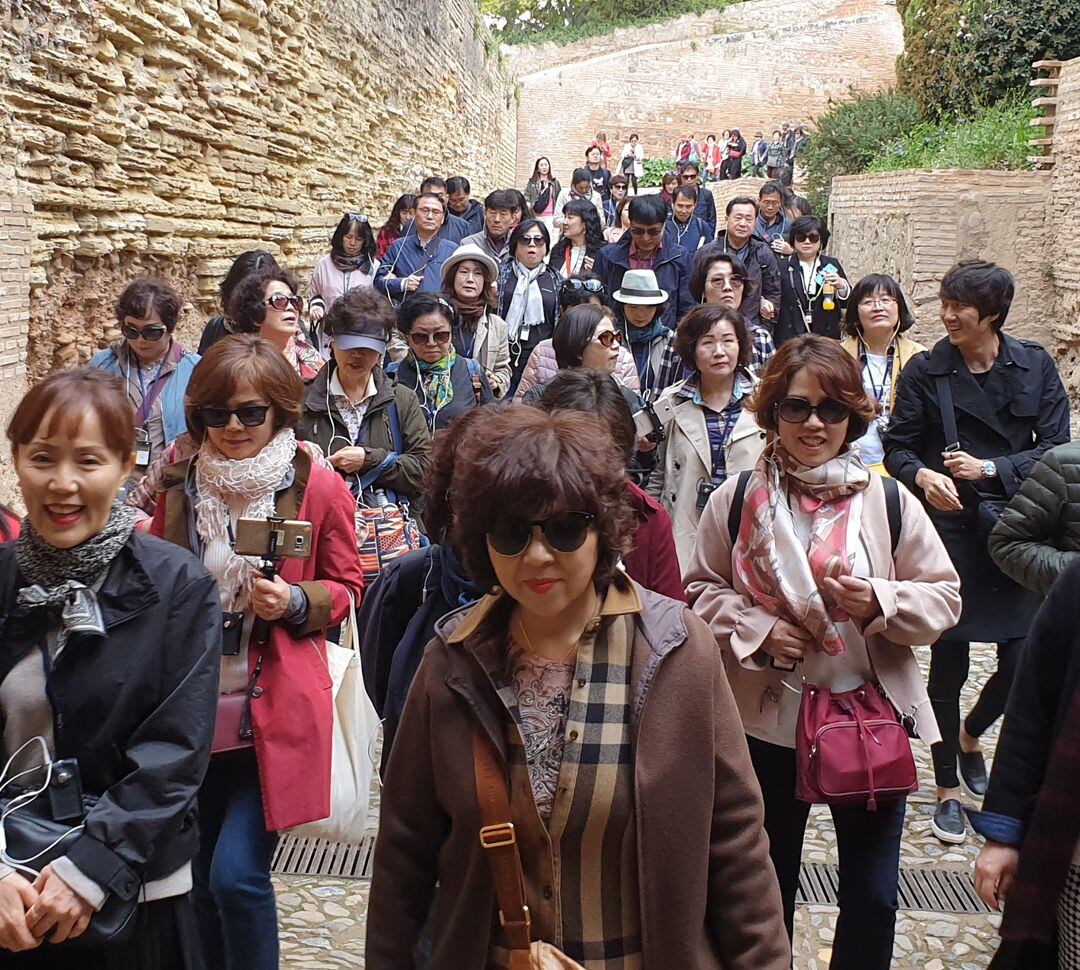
[150,334,364,970]
[647,305,767,570]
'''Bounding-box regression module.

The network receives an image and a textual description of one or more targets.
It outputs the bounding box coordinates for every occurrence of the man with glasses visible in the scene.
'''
[678,161,717,238]
[397,177,469,244]
[698,196,781,333]
[593,195,693,332]
[755,180,792,253]
[460,189,518,264]
[446,176,485,235]
[375,192,459,304]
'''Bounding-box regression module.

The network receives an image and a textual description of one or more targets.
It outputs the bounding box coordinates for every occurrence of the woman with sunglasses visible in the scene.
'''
[149,334,364,970]
[839,274,925,474]
[389,293,495,433]
[368,404,789,970]
[685,335,961,970]
[229,267,323,381]
[647,305,767,571]
[518,304,624,403]
[92,278,200,482]
[308,212,379,355]
[775,215,850,347]
[496,219,562,398]
[198,249,281,354]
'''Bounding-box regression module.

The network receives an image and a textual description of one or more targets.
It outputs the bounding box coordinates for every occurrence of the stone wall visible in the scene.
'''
[1048,57,1080,390]
[1,0,517,378]
[828,170,1054,349]
[0,190,32,507]
[509,0,902,188]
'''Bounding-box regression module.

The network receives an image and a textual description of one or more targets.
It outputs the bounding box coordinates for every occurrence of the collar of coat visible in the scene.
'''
[303,362,395,416]
[606,232,686,269]
[925,331,1032,376]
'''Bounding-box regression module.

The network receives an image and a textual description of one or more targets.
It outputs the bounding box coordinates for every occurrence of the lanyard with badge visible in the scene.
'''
[788,257,832,331]
[126,354,174,469]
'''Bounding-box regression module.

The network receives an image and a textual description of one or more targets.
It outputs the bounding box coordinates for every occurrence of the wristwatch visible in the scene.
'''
[982,460,998,479]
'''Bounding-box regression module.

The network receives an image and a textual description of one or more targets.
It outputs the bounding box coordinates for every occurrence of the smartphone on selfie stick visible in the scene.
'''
[233,516,313,645]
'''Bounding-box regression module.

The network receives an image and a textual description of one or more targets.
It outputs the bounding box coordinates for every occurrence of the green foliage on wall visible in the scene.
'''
[640,157,677,188]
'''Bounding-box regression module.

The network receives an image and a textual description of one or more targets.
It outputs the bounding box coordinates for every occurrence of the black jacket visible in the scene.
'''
[389,354,495,432]
[0,534,221,899]
[774,254,849,345]
[593,235,693,333]
[454,199,485,236]
[497,263,562,397]
[884,334,1070,639]
[700,234,781,331]
[694,188,718,238]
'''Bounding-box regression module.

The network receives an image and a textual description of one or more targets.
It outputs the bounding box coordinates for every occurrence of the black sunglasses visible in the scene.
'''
[197,405,272,429]
[794,232,821,243]
[121,324,168,341]
[774,397,849,425]
[519,234,546,246]
[487,511,596,557]
[565,279,604,294]
[409,330,452,346]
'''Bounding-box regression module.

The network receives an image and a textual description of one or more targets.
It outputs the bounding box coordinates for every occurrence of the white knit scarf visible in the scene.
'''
[194,429,298,610]
[505,260,546,342]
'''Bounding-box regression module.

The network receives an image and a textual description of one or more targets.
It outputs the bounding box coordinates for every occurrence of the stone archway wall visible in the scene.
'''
[510,0,903,187]
[1,0,518,380]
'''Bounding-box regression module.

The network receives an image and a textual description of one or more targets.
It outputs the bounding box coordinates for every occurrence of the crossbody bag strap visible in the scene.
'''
[935,373,960,449]
[473,723,533,956]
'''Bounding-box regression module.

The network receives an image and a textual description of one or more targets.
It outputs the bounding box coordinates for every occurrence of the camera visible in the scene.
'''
[233,517,313,560]
[696,479,718,511]
[632,397,677,444]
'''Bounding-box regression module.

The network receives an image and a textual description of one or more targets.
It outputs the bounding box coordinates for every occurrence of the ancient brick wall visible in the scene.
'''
[828,170,1054,349]
[1049,57,1080,390]
[0,189,32,506]
[1,0,517,377]
[509,0,902,188]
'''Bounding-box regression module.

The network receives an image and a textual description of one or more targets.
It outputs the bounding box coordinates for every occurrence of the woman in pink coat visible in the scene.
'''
[150,335,363,970]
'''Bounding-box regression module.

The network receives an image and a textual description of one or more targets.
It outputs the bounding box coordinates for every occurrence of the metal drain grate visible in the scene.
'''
[798,862,991,914]
[272,835,376,879]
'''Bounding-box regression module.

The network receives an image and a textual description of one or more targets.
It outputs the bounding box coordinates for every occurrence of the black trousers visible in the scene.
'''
[928,636,1024,789]
[747,736,906,970]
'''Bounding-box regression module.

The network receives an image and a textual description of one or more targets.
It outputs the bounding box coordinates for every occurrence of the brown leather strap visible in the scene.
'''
[473,723,533,955]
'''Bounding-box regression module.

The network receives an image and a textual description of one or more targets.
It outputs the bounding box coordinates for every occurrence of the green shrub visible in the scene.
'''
[866,94,1036,172]
[896,0,968,116]
[640,157,677,188]
[802,90,923,211]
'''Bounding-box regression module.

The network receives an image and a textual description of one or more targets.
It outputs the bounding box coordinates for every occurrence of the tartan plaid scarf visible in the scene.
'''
[1000,680,1080,944]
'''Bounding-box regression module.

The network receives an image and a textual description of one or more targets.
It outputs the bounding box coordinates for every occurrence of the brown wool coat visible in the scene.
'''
[365,580,790,970]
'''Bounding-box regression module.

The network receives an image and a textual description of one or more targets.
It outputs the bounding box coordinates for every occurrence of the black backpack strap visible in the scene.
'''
[935,373,960,449]
[883,476,902,555]
[727,470,753,546]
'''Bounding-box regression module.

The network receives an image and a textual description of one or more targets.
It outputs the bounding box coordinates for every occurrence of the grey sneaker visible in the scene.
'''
[932,798,966,844]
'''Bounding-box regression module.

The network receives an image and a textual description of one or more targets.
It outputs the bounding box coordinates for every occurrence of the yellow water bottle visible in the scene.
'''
[822,282,835,311]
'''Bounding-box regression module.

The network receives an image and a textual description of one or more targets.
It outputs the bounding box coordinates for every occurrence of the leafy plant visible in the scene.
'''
[639,157,677,188]
[866,93,1036,172]
[801,90,923,211]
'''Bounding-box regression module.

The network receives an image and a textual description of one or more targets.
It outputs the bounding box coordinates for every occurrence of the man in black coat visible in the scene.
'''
[884,259,1070,845]
[593,194,694,332]
[677,160,717,237]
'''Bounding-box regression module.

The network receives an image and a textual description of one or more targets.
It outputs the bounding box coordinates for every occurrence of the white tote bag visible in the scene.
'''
[289,595,379,843]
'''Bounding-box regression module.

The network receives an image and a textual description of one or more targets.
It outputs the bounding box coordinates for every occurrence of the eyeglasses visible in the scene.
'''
[197,405,272,429]
[594,330,622,348]
[629,226,664,238]
[774,397,850,425]
[344,212,369,223]
[408,330,452,346]
[264,293,303,312]
[708,274,746,289]
[487,511,596,557]
[415,207,444,217]
[564,278,604,293]
[121,323,168,342]
[519,234,546,246]
[858,297,898,310]
[794,232,821,244]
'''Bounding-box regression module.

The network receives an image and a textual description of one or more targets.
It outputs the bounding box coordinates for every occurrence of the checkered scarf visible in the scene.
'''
[476,591,642,969]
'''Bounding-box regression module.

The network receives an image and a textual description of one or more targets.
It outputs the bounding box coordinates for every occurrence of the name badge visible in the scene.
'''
[135,428,151,469]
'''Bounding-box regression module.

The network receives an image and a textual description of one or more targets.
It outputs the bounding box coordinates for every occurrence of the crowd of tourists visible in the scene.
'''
[0,147,1077,970]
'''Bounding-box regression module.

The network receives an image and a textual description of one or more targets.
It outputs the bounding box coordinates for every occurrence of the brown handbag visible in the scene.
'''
[473,725,585,970]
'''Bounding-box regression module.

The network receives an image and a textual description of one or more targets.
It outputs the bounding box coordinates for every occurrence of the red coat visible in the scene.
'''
[624,481,686,602]
[151,449,364,831]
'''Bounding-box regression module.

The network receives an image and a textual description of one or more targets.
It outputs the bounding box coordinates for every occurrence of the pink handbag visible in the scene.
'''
[795,680,918,812]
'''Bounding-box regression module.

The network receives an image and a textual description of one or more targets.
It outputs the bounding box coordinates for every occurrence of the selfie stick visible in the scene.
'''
[252,517,284,646]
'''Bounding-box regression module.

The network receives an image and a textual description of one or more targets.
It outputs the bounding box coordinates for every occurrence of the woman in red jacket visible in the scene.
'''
[150,335,363,970]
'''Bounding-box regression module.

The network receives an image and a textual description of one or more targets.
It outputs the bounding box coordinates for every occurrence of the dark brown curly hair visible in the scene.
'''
[422,407,491,540]
[450,407,636,591]
[749,333,875,443]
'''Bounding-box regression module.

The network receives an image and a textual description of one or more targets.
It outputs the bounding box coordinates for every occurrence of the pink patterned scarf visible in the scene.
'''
[732,441,870,656]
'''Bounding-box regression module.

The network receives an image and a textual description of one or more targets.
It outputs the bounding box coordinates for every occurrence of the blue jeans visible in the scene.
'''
[746,736,906,970]
[193,751,280,970]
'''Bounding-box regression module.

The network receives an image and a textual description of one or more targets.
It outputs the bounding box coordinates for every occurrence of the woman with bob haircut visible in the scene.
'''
[685,334,962,970]
[647,304,767,571]
[884,259,1070,845]
[0,368,220,966]
[307,212,379,351]
[149,335,364,970]
[92,277,201,478]
[198,249,281,354]
[775,215,849,346]
[690,250,776,380]
[839,273,926,473]
[497,219,562,397]
[367,404,789,970]
[229,267,323,381]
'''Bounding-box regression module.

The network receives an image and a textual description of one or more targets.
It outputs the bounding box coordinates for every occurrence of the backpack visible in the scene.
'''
[726,470,901,554]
